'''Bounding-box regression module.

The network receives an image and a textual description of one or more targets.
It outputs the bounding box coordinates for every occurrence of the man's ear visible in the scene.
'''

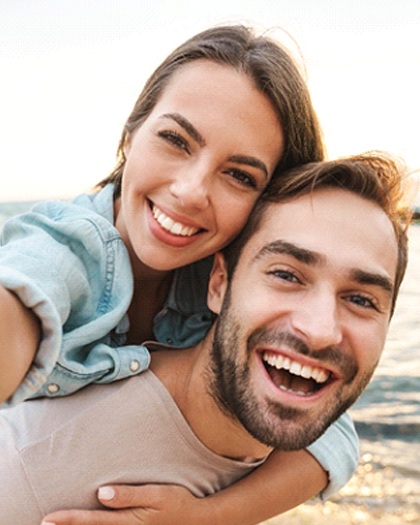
[207,252,229,315]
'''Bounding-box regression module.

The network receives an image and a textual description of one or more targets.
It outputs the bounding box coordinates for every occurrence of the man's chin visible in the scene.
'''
[241,395,351,451]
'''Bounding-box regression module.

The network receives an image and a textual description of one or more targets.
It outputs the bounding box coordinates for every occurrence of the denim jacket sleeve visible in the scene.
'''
[307,411,359,499]
[0,199,149,407]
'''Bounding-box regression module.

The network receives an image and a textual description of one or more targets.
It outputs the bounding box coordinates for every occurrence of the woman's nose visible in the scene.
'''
[169,164,211,210]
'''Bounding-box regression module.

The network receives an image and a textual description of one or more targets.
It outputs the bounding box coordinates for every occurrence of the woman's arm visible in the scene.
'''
[41,412,359,524]
[40,449,327,525]
[0,285,39,403]
[191,448,328,525]
[203,413,359,522]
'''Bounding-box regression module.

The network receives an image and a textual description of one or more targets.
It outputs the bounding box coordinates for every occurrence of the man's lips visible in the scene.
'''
[261,350,335,397]
[263,351,331,383]
[151,202,204,237]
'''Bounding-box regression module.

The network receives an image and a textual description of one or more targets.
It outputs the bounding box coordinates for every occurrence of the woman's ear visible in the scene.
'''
[123,134,132,156]
[207,252,228,315]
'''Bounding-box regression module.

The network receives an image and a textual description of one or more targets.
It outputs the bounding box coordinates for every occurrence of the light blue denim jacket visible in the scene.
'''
[0,184,358,499]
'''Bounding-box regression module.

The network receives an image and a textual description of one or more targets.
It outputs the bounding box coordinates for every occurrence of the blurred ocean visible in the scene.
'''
[344,223,420,523]
[1,200,419,523]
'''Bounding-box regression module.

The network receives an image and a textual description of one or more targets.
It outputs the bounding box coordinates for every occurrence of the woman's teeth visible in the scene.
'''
[263,351,330,384]
[152,205,199,237]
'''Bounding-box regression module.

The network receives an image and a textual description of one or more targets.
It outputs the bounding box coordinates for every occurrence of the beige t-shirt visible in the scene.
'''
[0,370,264,524]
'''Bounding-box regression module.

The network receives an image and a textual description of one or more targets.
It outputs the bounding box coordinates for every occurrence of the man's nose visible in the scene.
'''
[290,291,343,351]
[169,163,211,210]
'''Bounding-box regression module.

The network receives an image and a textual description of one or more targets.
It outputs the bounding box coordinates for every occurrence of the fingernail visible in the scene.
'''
[98,486,115,500]
[41,522,56,525]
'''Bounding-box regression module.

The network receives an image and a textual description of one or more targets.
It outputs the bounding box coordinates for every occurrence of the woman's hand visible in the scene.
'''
[41,484,217,525]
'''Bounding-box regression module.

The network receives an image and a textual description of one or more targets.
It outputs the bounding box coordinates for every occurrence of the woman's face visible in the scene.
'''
[115,60,284,275]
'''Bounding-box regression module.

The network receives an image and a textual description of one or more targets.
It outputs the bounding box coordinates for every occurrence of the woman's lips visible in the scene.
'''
[151,204,201,237]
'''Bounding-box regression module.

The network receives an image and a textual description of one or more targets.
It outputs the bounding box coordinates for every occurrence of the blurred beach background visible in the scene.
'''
[1,1,419,523]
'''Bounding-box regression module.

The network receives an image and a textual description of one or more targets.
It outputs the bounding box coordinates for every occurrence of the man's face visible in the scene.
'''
[208,187,398,450]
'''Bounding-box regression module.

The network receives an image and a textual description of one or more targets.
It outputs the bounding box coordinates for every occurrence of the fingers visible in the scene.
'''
[97,484,180,509]
[97,485,140,509]
[41,509,135,525]
[40,485,195,525]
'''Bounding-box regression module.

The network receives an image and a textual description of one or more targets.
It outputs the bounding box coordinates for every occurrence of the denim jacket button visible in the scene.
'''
[47,383,60,394]
[130,360,140,372]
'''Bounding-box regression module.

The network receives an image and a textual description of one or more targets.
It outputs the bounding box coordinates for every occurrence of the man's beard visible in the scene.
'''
[208,285,376,451]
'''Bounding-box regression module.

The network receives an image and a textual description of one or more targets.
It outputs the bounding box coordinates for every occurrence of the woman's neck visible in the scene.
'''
[126,264,174,345]
[113,196,174,343]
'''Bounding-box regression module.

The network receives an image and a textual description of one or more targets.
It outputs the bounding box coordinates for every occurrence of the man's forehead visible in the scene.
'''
[239,188,398,279]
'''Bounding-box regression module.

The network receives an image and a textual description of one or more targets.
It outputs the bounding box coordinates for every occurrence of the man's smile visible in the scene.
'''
[261,350,333,396]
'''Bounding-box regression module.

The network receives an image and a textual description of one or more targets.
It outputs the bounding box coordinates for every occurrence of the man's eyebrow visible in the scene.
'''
[255,240,395,296]
[255,240,325,266]
[160,113,205,146]
[350,269,394,296]
[160,113,269,178]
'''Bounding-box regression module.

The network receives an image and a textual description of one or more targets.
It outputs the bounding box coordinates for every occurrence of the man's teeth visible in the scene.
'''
[263,352,330,384]
[152,206,199,237]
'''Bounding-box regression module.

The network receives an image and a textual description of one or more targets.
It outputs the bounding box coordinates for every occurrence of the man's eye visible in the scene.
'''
[226,169,258,189]
[159,131,190,152]
[269,270,300,283]
[347,294,377,309]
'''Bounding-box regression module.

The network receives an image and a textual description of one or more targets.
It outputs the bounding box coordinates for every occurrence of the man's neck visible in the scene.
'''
[149,336,272,463]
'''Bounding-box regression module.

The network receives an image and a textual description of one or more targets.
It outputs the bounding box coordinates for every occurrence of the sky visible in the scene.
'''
[1,0,419,202]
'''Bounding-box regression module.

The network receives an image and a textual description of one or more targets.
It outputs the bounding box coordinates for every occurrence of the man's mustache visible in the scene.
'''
[247,327,358,384]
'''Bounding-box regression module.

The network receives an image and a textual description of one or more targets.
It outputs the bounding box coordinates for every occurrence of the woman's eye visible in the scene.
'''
[226,169,258,189]
[159,131,190,153]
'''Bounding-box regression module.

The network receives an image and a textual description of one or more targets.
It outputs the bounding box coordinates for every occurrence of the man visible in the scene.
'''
[0,153,409,524]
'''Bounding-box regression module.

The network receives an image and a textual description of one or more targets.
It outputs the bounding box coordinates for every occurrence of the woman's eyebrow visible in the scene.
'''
[160,113,269,178]
[160,113,205,146]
